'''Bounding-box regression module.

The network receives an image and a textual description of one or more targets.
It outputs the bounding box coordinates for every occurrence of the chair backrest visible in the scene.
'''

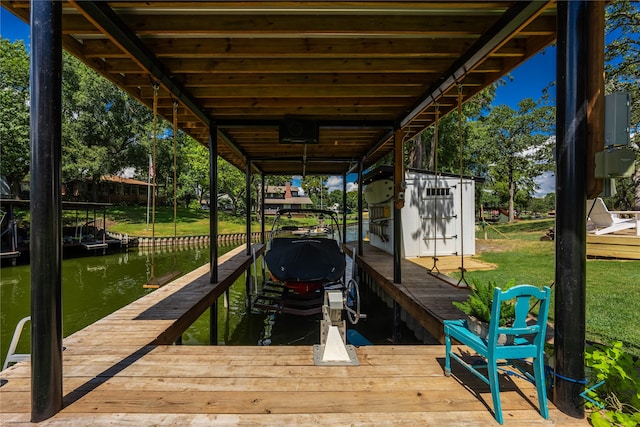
[587,198,614,227]
[488,285,551,350]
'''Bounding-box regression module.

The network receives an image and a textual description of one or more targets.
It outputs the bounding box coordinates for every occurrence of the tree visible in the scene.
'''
[0,39,30,197]
[405,86,496,175]
[301,175,328,208]
[62,53,152,198]
[217,157,247,215]
[605,0,640,208]
[471,99,555,222]
[176,135,208,207]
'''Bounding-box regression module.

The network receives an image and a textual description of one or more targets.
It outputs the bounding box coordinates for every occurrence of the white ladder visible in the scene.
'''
[3,316,30,370]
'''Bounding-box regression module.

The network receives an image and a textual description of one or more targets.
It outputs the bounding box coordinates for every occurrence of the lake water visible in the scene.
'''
[1,238,421,367]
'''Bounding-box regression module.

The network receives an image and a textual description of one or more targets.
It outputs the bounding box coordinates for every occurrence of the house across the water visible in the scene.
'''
[62,175,161,205]
[264,182,313,215]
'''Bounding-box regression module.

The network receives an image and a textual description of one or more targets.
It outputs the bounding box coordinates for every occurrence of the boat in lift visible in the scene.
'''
[264,208,346,296]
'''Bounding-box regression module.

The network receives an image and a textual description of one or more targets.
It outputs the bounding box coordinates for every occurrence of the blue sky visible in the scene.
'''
[2,7,557,194]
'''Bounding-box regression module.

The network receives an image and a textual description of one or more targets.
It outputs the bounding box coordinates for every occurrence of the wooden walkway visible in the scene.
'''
[1,344,586,426]
[347,243,474,344]
[0,242,587,425]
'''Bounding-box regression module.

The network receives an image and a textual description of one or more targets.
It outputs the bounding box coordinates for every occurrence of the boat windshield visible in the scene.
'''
[268,208,342,244]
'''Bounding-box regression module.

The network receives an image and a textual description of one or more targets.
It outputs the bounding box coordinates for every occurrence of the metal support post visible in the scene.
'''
[392,301,402,344]
[357,160,364,256]
[393,130,404,284]
[210,300,218,345]
[555,0,591,418]
[246,160,252,256]
[209,125,218,284]
[30,0,63,421]
[342,172,348,242]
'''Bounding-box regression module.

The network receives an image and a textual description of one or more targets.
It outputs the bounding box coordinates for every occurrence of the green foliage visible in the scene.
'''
[585,341,640,427]
[471,98,556,221]
[406,86,496,174]
[177,138,210,207]
[62,53,153,186]
[217,157,248,215]
[0,38,30,196]
[452,278,516,325]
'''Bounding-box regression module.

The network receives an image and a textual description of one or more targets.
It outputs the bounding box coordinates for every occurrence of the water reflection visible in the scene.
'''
[1,224,420,367]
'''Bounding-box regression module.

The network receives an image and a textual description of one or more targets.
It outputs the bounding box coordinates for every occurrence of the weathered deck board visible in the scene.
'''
[347,243,471,343]
[0,344,586,426]
[586,233,640,260]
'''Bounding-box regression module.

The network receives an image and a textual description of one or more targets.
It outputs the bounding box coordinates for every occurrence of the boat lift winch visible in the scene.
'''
[313,287,364,366]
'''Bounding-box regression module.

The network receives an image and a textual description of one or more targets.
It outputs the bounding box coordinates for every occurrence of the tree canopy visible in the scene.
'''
[471,98,555,221]
[0,38,30,197]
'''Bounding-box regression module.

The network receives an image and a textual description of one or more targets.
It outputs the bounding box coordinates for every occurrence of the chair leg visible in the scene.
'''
[533,356,549,419]
[444,333,452,376]
[487,361,504,424]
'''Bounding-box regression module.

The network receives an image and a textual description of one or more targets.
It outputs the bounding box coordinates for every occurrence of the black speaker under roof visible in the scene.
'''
[279,117,319,144]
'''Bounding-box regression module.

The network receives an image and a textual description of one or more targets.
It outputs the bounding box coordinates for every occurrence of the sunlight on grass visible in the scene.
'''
[461,221,640,356]
[107,206,261,236]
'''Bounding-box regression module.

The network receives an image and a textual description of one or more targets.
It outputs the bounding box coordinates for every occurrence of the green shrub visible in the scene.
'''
[585,341,640,426]
[452,278,516,325]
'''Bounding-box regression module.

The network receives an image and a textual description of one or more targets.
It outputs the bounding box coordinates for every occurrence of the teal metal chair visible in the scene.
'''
[444,285,551,424]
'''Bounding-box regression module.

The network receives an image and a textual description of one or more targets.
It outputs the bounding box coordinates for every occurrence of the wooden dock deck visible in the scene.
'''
[347,243,475,344]
[1,344,586,426]
[0,242,587,425]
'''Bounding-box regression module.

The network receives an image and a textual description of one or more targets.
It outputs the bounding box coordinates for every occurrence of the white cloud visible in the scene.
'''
[534,171,555,196]
[325,176,360,193]
[326,176,343,192]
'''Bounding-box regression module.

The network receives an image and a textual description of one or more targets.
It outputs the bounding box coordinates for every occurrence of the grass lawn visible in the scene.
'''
[454,219,640,356]
[107,206,361,237]
[106,206,262,236]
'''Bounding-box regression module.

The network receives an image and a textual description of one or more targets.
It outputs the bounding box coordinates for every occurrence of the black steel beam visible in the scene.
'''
[246,161,252,256]
[554,0,588,418]
[261,175,266,244]
[30,0,63,421]
[357,160,364,256]
[400,1,551,128]
[209,125,218,285]
[393,140,402,284]
[342,173,348,243]
[210,301,218,345]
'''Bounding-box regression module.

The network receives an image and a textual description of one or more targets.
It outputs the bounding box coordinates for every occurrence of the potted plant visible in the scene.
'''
[452,278,516,340]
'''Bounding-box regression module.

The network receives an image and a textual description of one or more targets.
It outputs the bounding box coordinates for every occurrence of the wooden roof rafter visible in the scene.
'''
[1,0,558,176]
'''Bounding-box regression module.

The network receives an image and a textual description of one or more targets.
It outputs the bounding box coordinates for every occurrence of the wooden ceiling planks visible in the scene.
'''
[2,0,557,176]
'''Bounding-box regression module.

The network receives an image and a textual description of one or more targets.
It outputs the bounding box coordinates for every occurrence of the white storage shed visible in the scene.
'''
[365,168,476,258]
